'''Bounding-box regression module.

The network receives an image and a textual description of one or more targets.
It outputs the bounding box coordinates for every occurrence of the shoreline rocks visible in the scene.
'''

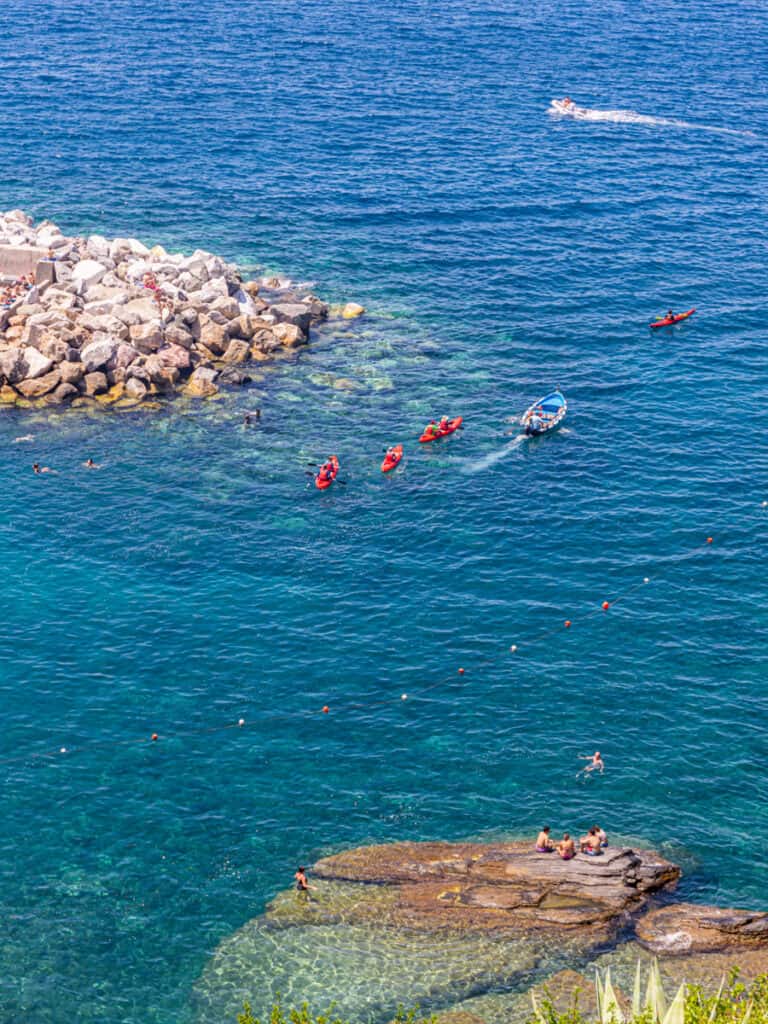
[0,210,355,409]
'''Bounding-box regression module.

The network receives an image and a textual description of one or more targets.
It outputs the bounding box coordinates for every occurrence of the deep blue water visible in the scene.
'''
[1,1,767,1022]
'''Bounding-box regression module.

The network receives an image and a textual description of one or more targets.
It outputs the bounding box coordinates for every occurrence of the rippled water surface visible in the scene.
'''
[0,1,767,1022]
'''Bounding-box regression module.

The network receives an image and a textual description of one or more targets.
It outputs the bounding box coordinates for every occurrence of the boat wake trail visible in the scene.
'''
[464,435,525,474]
[548,102,757,138]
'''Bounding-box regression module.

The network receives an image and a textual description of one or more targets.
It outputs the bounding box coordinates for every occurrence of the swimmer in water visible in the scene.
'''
[32,463,53,474]
[83,458,100,469]
[578,750,605,776]
[13,435,34,443]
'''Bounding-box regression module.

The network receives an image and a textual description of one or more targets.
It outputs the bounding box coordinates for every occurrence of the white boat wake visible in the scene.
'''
[548,100,756,138]
[463,434,525,474]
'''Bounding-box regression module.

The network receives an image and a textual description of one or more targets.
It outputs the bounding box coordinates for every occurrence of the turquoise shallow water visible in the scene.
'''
[1,1,768,1022]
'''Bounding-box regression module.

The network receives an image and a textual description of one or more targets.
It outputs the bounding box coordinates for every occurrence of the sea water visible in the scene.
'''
[0,1,766,1022]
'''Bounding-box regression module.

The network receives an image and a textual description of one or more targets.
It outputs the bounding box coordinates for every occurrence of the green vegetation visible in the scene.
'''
[237,1000,436,1024]
[531,962,766,1024]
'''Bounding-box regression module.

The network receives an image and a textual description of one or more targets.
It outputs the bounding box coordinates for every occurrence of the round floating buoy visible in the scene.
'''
[401,693,408,701]
[602,601,610,611]
[458,667,465,675]
[322,705,329,714]
[151,733,158,741]
[643,577,650,584]
[238,718,245,727]
[762,501,767,508]
[60,747,67,754]
[706,537,713,545]
[510,644,517,653]
[564,620,571,628]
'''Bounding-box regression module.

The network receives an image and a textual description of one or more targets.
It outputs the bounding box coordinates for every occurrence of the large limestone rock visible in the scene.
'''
[21,346,53,379]
[71,258,107,292]
[80,338,120,373]
[0,347,28,384]
[198,318,228,355]
[342,301,365,319]
[185,365,219,397]
[312,841,680,936]
[636,903,768,955]
[129,321,163,353]
[59,360,85,385]
[221,338,250,364]
[270,302,311,337]
[83,371,108,396]
[272,322,306,348]
[16,369,61,398]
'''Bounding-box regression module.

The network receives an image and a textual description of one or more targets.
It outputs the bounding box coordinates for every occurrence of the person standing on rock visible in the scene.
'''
[295,866,317,898]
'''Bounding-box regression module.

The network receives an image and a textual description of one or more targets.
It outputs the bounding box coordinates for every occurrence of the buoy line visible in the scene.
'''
[0,524,756,772]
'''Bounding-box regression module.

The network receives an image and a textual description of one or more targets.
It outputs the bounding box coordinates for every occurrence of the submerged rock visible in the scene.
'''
[636,903,768,955]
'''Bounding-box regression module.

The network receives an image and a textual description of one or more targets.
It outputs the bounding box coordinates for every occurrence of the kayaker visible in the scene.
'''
[424,420,439,438]
[320,460,335,482]
[665,309,675,320]
[438,416,451,433]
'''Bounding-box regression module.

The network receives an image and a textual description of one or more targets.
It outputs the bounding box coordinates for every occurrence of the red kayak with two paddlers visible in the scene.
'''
[419,416,463,443]
[381,445,403,473]
[650,308,696,329]
[315,455,339,489]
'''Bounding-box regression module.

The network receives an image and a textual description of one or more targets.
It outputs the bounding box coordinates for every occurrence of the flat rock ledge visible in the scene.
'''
[0,209,350,410]
[312,841,680,936]
[636,903,768,955]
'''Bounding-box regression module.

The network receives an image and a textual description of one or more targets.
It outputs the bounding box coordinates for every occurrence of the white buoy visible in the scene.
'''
[510,644,518,653]
[238,718,245,727]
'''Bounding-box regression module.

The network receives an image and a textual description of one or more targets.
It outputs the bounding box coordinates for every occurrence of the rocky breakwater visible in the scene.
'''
[0,209,338,409]
[311,840,681,939]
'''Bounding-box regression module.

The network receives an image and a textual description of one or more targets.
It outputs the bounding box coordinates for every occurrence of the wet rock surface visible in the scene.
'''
[636,902,768,955]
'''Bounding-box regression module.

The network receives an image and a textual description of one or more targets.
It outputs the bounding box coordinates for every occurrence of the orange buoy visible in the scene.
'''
[151,733,158,741]
[458,667,465,675]
[564,620,571,628]
[602,601,610,610]
[322,705,329,714]
[706,536,713,544]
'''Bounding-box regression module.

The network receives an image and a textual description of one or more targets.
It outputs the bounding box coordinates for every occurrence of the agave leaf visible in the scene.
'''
[602,970,625,1024]
[632,959,643,1018]
[662,983,686,1024]
[595,970,604,1022]
[530,987,545,1024]
[645,958,668,1022]
[708,977,725,1023]
[741,998,754,1024]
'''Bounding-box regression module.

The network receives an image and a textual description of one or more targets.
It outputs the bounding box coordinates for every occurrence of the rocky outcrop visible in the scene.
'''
[0,210,342,409]
[311,841,680,936]
[636,903,768,955]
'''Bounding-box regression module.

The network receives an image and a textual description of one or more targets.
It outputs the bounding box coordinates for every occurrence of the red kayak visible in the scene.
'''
[381,445,403,473]
[315,455,339,490]
[650,308,696,329]
[419,416,463,443]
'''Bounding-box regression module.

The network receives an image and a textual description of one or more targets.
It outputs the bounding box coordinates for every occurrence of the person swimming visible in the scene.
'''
[535,826,555,852]
[83,458,100,469]
[578,750,604,775]
[32,463,53,474]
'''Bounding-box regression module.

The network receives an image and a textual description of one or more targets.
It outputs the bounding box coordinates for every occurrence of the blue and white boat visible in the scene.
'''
[520,390,567,436]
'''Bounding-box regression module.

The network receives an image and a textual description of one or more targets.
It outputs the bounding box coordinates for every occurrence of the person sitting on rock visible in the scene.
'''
[580,827,603,856]
[557,833,576,860]
[294,866,317,898]
[594,824,608,847]
[535,826,555,852]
